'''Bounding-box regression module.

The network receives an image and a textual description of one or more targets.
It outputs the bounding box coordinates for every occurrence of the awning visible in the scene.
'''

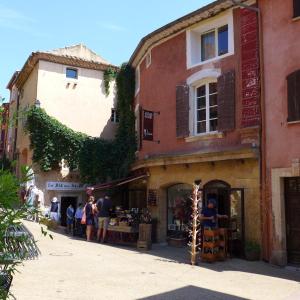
[87,173,149,192]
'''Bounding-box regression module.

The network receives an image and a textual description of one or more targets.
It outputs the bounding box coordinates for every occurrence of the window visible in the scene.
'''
[287,69,300,122]
[146,51,151,68]
[201,31,215,61]
[218,25,229,56]
[167,184,192,237]
[135,66,140,94]
[294,0,300,18]
[187,11,233,68]
[195,82,218,134]
[110,109,119,123]
[201,26,228,62]
[66,68,78,79]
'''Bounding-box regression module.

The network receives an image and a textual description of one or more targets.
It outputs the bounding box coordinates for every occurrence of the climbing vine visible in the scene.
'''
[103,66,118,96]
[113,63,137,178]
[26,63,136,184]
[79,63,137,183]
[26,107,86,171]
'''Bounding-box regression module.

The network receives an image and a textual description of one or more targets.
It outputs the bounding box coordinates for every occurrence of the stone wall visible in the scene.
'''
[145,158,260,245]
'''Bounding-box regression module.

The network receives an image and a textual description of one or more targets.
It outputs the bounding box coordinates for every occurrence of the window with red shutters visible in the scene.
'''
[217,70,235,132]
[287,70,300,122]
[176,84,190,138]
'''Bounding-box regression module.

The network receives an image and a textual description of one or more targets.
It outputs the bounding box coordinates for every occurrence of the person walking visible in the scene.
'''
[66,204,75,234]
[92,198,99,237]
[97,196,112,243]
[74,203,84,236]
[85,196,94,242]
[50,197,60,222]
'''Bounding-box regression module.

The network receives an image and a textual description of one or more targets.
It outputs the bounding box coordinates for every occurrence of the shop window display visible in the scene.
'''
[167,184,193,237]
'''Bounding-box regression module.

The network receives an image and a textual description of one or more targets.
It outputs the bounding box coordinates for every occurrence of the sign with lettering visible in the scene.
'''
[143,110,154,141]
[46,181,85,191]
[147,189,158,206]
[241,8,260,127]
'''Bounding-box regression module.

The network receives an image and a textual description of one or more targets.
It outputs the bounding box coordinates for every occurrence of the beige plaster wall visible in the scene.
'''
[37,60,117,139]
[33,165,86,206]
[145,158,260,245]
[16,64,39,162]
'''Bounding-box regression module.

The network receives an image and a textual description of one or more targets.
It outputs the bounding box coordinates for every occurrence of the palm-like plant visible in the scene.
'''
[0,166,46,299]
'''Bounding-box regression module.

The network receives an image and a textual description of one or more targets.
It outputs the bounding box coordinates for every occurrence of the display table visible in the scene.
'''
[106,225,139,246]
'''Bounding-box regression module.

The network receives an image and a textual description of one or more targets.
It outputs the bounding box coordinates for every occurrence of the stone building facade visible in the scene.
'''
[259,0,300,266]
[129,0,262,256]
[6,44,118,225]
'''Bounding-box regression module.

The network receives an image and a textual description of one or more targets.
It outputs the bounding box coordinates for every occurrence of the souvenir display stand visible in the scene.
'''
[201,228,228,262]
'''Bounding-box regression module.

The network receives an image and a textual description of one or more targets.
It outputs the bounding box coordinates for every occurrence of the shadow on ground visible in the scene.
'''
[137,285,248,300]
[50,224,300,284]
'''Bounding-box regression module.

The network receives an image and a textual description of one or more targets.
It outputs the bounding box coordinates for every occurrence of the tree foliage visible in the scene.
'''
[0,167,48,299]
[103,66,118,96]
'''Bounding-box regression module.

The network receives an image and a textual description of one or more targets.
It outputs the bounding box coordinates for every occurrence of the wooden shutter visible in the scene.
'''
[217,70,235,132]
[176,84,190,138]
[287,70,300,122]
[294,0,300,18]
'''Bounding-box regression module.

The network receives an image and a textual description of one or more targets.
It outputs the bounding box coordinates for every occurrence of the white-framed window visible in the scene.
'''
[201,25,228,61]
[195,81,218,134]
[110,108,119,123]
[186,10,234,68]
[135,66,140,95]
[66,68,78,79]
[146,51,151,68]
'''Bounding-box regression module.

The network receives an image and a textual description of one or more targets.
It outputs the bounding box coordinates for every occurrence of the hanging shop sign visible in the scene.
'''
[46,181,86,191]
[143,110,154,141]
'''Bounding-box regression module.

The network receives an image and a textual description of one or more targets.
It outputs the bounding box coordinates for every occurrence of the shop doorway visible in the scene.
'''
[60,197,77,227]
[284,177,300,265]
[204,180,244,257]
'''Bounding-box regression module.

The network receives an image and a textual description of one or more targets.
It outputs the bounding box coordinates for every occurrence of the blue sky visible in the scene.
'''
[0,0,211,101]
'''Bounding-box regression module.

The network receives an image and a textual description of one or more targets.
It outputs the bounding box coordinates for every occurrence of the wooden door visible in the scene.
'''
[285,177,300,265]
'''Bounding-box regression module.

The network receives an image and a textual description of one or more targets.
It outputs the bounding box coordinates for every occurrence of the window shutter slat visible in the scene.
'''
[287,70,300,122]
[217,70,235,131]
[176,84,189,138]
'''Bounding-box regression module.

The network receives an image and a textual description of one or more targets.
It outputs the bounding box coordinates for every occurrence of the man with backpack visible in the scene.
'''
[96,196,112,243]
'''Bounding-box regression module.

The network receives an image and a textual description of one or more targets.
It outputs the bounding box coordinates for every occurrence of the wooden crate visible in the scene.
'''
[139,224,152,242]
[137,240,152,251]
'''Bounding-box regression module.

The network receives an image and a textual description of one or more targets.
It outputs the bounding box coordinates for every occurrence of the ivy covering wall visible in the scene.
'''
[26,108,86,171]
[26,63,136,184]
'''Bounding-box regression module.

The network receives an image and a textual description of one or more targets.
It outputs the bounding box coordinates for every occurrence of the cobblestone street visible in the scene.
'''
[10,221,300,300]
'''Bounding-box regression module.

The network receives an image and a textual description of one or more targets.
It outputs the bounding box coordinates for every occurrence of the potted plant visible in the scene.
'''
[167,232,187,248]
[245,241,261,261]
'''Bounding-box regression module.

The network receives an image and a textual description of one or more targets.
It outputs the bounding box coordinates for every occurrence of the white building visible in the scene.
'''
[6,44,118,225]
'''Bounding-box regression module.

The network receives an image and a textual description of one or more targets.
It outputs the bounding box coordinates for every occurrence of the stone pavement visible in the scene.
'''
[10,221,300,300]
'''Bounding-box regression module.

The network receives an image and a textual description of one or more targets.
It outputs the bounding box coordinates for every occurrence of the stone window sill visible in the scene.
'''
[185,132,224,143]
[292,16,300,22]
[287,120,300,125]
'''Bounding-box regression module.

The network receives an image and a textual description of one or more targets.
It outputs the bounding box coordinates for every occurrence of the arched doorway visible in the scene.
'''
[204,180,245,257]
[204,180,231,228]
[167,183,193,240]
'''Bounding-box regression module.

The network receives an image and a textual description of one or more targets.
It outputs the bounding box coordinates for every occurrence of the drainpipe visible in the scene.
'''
[13,90,21,172]
[231,0,268,261]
